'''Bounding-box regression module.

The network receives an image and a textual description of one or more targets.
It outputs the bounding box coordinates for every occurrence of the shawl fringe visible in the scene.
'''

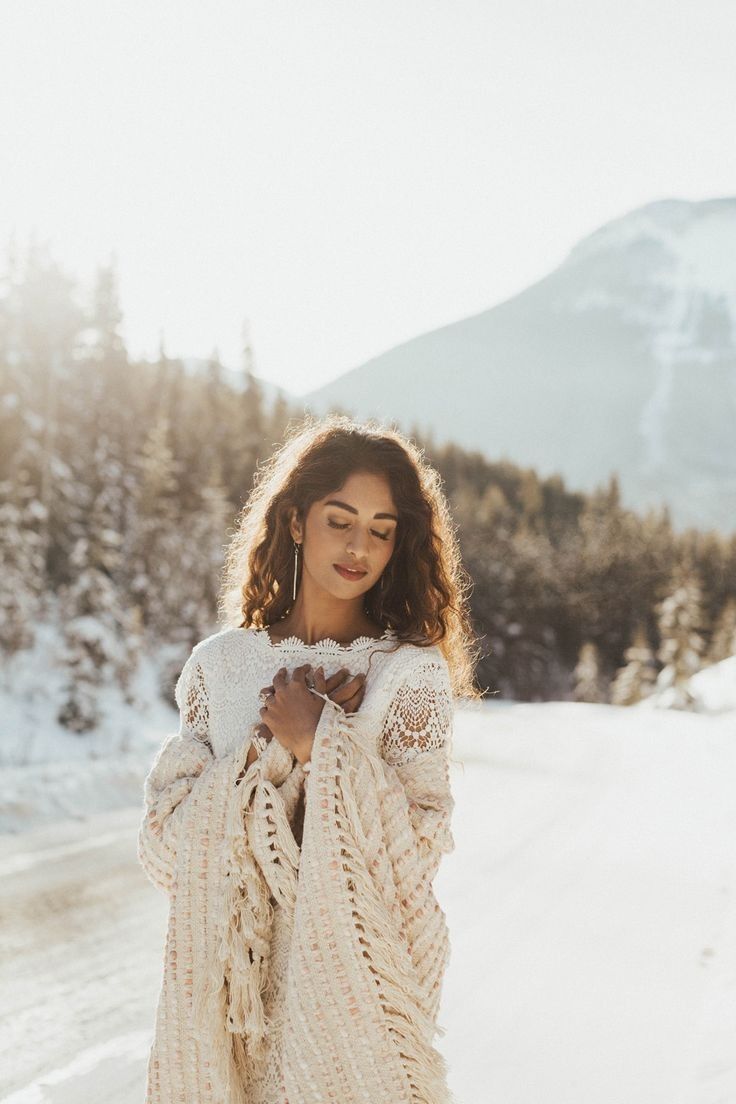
[301,694,455,1104]
[191,741,276,1102]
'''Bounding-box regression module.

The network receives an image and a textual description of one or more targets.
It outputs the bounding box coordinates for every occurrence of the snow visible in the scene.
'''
[636,654,736,715]
[558,198,736,487]
[443,697,736,1104]
[0,620,185,833]
[567,198,736,307]
[637,360,674,470]
[565,197,736,358]
[1,651,735,1101]
[688,655,736,714]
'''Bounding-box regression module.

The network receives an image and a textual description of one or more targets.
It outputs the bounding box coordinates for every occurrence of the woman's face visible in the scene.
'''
[294,470,398,602]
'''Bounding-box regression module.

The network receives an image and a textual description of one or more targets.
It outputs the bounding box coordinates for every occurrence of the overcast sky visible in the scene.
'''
[1,0,734,396]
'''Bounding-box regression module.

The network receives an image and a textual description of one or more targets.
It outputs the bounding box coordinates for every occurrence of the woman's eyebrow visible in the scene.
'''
[324,498,398,522]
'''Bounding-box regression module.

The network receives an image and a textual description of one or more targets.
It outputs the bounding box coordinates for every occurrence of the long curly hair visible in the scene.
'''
[218,413,481,700]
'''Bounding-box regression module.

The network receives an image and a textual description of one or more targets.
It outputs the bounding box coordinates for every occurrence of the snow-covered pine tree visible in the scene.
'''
[56,478,137,732]
[0,248,49,652]
[573,640,606,702]
[176,459,232,642]
[54,256,140,729]
[200,346,245,498]
[1,242,85,602]
[200,463,232,575]
[610,623,658,705]
[0,475,46,654]
[241,368,265,460]
[653,565,707,710]
[268,389,294,441]
[125,414,184,641]
[706,595,736,663]
[88,261,126,370]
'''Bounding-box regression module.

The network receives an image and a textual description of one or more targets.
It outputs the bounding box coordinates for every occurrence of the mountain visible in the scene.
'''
[300,197,736,533]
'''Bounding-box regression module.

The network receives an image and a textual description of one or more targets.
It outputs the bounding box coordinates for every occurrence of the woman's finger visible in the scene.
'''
[343,685,365,713]
[330,673,365,703]
[272,666,288,688]
[324,667,351,692]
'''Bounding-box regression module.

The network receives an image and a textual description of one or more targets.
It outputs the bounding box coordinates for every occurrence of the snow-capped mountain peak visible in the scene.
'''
[301,196,736,533]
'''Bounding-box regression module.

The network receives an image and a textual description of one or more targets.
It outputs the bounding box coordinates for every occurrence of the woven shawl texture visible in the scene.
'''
[137,628,457,1104]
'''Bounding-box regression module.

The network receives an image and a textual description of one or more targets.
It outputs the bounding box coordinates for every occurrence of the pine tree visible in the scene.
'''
[653,565,707,709]
[573,640,606,702]
[56,476,139,732]
[84,259,127,370]
[202,346,240,498]
[56,535,117,732]
[268,390,294,442]
[241,369,265,458]
[181,461,233,639]
[2,243,86,591]
[0,475,46,653]
[707,596,736,663]
[610,623,658,705]
[125,415,184,640]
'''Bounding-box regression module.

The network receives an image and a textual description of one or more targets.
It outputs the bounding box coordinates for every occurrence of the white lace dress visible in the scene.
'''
[138,625,456,1104]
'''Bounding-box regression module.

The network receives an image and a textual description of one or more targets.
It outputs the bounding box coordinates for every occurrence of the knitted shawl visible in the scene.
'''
[138,631,456,1104]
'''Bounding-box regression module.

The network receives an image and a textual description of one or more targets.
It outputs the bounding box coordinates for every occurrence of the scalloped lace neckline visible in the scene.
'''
[254,625,395,651]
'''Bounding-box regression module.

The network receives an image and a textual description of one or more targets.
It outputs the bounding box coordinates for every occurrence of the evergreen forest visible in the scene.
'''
[2,244,735,729]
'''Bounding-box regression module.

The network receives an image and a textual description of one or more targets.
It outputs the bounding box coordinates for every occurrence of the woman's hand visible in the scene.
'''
[258,664,366,765]
[314,664,367,714]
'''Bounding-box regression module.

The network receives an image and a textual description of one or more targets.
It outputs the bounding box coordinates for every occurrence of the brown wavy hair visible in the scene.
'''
[218,413,481,700]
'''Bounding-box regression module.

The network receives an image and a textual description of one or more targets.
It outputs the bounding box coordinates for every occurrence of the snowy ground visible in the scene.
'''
[1,660,736,1102]
[444,697,736,1104]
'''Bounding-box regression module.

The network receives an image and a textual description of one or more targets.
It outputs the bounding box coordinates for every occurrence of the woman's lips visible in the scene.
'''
[333,564,368,581]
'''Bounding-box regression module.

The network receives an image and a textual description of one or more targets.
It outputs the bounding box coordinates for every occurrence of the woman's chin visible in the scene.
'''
[321,576,371,600]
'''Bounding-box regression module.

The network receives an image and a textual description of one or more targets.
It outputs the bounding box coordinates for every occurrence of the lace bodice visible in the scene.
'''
[176,625,454,768]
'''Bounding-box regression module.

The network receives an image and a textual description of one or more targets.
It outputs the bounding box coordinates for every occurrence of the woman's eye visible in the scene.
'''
[327,518,392,541]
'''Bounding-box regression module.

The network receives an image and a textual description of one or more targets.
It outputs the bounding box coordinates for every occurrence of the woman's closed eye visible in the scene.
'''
[328,518,392,541]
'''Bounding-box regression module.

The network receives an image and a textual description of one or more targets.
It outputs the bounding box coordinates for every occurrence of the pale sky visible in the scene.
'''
[1,0,734,396]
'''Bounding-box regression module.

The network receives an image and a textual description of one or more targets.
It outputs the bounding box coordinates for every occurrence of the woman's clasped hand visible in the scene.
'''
[256,664,366,765]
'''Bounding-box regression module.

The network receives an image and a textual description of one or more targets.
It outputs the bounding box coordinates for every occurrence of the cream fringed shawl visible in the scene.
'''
[137,629,456,1104]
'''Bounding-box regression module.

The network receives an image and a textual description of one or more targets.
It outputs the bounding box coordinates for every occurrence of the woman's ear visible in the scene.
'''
[288,507,303,544]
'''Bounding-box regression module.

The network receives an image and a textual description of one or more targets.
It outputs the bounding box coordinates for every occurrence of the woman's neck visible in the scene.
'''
[269,608,384,646]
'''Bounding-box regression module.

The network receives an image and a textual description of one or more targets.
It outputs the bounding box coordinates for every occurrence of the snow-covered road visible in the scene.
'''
[0,807,166,1103]
[1,700,735,1104]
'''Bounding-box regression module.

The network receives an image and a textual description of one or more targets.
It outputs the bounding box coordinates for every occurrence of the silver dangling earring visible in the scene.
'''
[292,540,300,601]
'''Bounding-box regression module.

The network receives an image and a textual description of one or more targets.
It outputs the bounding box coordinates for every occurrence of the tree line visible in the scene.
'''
[1,242,734,731]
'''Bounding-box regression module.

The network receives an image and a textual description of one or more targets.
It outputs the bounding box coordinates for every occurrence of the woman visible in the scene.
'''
[138,414,480,1104]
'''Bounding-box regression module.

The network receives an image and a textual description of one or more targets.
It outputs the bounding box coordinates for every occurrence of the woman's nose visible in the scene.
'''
[346,530,369,555]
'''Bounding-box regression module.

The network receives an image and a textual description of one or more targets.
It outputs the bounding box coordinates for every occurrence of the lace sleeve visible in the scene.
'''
[379,656,454,767]
[137,652,216,894]
[178,658,212,747]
